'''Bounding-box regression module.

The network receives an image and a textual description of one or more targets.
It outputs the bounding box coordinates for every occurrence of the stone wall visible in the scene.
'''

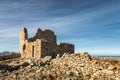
[25,39,41,59]
[28,28,56,44]
[20,27,74,59]
[41,41,57,58]
[57,43,74,56]
[20,27,28,58]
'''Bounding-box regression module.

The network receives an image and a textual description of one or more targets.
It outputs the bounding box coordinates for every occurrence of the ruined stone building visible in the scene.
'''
[20,27,74,59]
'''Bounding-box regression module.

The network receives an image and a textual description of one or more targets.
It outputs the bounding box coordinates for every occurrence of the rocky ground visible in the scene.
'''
[0,52,120,80]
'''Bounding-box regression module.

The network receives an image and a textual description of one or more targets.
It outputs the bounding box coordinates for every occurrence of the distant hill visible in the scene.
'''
[0,51,10,56]
[0,51,20,61]
[0,51,19,56]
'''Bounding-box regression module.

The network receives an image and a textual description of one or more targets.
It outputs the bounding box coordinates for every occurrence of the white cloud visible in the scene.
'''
[0,0,120,55]
[0,27,19,38]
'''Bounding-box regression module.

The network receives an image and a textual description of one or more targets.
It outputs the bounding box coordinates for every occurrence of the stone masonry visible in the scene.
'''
[20,27,74,59]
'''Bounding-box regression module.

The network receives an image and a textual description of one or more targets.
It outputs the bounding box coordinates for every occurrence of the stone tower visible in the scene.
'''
[20,27,28,58]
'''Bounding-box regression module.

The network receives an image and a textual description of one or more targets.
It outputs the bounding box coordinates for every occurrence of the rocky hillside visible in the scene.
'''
[0,52,120,80]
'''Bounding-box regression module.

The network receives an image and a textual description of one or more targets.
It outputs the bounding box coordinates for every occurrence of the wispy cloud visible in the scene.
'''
[0,0,120,55]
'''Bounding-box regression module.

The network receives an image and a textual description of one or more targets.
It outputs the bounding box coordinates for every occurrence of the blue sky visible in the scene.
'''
[0,0,120,55]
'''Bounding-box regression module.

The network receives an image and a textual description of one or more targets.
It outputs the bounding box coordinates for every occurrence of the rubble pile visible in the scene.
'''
[51,52,120,80]
[0,52,120,80]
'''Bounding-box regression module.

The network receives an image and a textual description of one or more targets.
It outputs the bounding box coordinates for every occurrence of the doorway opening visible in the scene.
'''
[23,44,26,56]
[32,46,34,57]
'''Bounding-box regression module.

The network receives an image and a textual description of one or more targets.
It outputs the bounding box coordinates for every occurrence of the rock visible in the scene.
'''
[12,65,20,70]
[27,59,32,63]
[115,78,120,80]
[98,66,103,70]
[22,62,29,67]
[30,62,35,67]
[0,70,6,74]
[41,56,52,62]
[80,52,92,61]
[102,69,114,75]
[80,63,85,67]
[36,70,40,73]
[56,54,60,58]
[108,65,117,70]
